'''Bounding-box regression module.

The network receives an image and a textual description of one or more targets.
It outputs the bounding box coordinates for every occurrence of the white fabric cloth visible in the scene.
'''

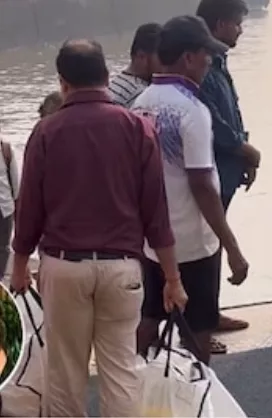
[133,81,220,263]
[137,346,247,417]
[0,144,19,218]
[1,287,46,417]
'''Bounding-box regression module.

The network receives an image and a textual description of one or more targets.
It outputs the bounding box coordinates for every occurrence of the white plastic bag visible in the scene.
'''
[138,310,246,418]
[1,286,46,417]
[138,347,213,417]
[208,367,246,417]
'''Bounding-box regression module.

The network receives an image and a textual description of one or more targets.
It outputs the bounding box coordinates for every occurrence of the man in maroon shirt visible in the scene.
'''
[11,40,187,417]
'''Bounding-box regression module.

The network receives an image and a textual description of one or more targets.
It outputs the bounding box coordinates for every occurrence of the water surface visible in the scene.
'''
[0,8,271,306]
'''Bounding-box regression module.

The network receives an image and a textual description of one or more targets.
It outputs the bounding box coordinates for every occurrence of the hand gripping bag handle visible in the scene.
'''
[154,306,205,378]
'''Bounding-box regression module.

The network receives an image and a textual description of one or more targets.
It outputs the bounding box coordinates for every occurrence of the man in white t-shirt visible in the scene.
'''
[0,141,19,279]
[133,16,249,364]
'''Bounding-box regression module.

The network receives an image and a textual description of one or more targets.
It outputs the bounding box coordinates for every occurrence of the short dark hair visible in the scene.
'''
[130,23,162,56]
[197,0,248,31]
[56,39,109,88]
[38,91,62,118]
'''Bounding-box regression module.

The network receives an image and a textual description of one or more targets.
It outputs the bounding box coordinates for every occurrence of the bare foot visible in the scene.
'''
[216,314,249,333]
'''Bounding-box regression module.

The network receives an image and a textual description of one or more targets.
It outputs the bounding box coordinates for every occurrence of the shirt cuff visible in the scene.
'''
[147,229,175,250]
[12,237,34,256]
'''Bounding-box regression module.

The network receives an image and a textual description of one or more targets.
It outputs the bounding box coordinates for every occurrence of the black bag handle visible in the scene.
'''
[21,293,44,348]
[172,306,203,362]
[153,306,205,379]
[154,307,203,360]
[12,285,44,348]
[153,314,173,359]
[153,312,175,377]
[28,285,43,310]
[164,315,174,378]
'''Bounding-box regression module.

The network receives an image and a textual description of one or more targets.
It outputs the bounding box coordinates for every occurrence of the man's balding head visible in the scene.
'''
[56,39,109,89]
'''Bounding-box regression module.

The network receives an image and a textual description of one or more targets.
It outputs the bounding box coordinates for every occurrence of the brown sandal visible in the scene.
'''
[179,337,227,355]
[210,337,227,354]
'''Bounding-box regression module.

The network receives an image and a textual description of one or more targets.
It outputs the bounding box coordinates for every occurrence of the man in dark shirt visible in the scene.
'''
[197,0,261,351]
[11,40,187,417]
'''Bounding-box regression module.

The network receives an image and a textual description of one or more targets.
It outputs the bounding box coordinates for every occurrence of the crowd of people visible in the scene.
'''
[0,0,262,416]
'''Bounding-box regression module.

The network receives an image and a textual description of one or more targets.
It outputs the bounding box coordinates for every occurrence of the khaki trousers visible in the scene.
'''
[39,255,144,417]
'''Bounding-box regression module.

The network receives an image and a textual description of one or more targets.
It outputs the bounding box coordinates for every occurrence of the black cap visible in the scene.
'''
[160,15,228,58]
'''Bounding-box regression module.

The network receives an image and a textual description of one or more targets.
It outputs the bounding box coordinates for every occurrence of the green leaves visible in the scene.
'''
[0,297,22,384]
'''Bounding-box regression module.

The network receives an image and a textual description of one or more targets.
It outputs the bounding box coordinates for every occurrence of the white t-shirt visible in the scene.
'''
[0,143,19,218]
[133,80,220,263]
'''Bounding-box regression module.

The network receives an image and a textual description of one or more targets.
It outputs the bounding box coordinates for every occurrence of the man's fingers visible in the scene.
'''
[164,297,187,313]
[10,275,31,295]
[164,299,172,313]
[163,282,188,314]
[176,299,186,311]
[228,274,246,286]
[246,180,253,192]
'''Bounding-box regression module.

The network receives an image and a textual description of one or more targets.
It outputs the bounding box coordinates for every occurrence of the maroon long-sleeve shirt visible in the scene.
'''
[13,89,174,258]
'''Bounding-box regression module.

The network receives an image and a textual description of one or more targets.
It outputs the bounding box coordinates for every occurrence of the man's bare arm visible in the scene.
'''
[11,122,45,292]
[239,142,261,168]
[154,246,188,312]
[187,169,248,284]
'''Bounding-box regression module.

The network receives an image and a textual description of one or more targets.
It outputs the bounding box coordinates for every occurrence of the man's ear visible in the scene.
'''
[58,75,69,97]
[215,19,225,35]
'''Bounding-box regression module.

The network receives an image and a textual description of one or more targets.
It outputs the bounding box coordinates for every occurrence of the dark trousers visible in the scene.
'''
[0,212,13,278]
[218,193,234,311]
[175,193,234,342]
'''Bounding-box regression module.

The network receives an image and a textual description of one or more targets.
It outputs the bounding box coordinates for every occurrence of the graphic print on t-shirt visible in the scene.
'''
[133,80,220,263]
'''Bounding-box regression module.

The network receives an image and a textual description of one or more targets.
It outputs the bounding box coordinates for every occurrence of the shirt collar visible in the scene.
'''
[213,53,228,70]
[121,70,149,85]
[152,74,199,97]
[62,89,113,108]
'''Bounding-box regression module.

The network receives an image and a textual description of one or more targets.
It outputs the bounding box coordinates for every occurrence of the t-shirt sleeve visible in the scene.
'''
[181,104,214,169]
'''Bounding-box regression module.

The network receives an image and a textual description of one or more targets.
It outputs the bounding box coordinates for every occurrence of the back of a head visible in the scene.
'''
[197,0,248,31]
[39,91,62,118]
[130,23,162,56]
[157,15,216,67]
[56,39,109,88]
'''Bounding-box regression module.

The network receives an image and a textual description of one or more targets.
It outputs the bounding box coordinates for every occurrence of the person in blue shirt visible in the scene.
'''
[197,0,261,353]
